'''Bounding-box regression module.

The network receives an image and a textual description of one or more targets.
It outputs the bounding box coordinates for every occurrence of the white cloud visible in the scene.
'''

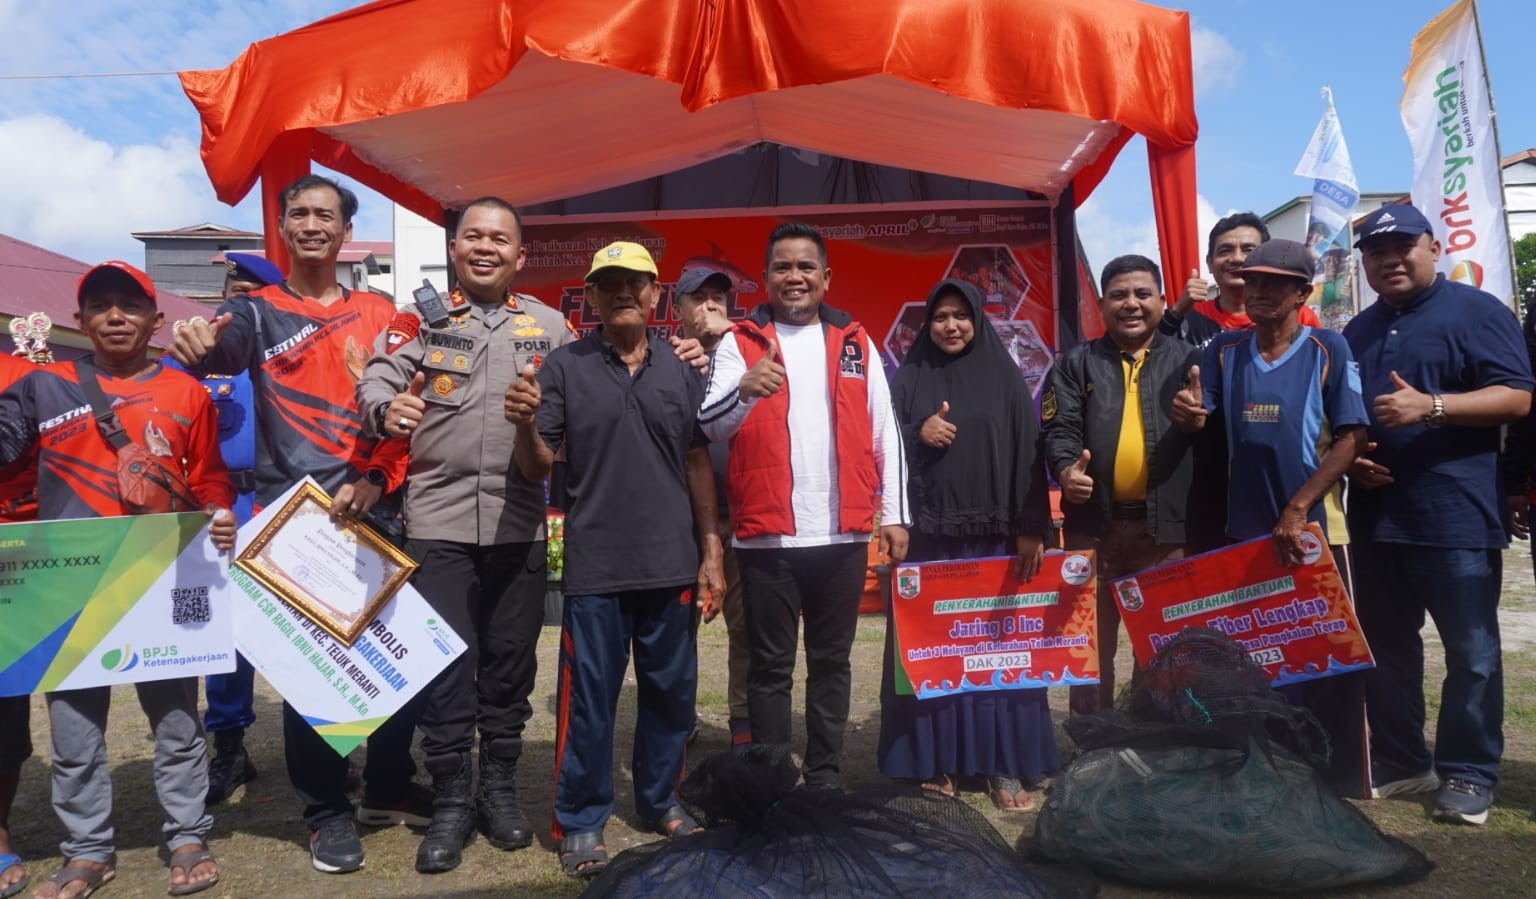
[0,114,227,263]
[1190,24,1242,98]
[1077,192,1227,289]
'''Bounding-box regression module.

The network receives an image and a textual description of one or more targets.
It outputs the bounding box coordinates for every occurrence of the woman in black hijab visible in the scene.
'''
[878,278,1058,811]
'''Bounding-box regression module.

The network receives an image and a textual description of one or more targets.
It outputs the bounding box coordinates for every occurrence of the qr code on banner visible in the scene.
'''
[171,586,211,625]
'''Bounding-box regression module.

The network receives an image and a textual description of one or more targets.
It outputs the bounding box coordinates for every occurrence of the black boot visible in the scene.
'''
[477,742,532,850]
[416,753,476,874]
[206,728,257,806]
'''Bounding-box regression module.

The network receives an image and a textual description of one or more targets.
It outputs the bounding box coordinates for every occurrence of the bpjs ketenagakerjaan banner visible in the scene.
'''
[1112,524,1373,687]
[888,553,1099,698]
[0,513,234,696]
[522,205,1095,399]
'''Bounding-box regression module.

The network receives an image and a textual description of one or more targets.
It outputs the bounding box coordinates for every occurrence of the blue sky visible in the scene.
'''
[1,0,1532,277]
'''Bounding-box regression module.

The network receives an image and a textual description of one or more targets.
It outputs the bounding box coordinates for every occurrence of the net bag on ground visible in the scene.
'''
[1031,628,1432,893]
[582,746,1097,899]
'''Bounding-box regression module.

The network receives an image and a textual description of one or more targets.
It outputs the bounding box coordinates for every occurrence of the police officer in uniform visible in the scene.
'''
[357,197,575,873]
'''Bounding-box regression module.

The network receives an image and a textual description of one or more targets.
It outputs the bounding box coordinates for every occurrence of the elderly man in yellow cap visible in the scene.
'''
[504,241,723,879]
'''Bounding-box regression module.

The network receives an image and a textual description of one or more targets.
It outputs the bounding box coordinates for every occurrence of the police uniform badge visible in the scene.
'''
[1041,387,1057,421]
[512,314,545,338]
[452,354,470,371]
[428,349,446,366]
[432,374,456,397]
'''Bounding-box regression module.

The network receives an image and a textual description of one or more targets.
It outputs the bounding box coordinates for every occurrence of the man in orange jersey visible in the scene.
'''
[168,175,422,874]
[0,262,235,897]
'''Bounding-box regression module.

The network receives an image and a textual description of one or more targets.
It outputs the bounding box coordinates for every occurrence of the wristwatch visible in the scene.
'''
[373,402,390,435]
[363,468,388,488]
[1425,394,1447,428]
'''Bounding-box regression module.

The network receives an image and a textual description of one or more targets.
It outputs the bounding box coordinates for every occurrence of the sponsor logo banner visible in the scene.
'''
[0,513,234,696]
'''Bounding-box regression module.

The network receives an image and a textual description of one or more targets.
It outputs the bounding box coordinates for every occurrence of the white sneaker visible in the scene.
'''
[1371,769,1440,799]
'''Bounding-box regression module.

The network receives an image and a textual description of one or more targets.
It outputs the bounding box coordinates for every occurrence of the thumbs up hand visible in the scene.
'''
[503,363,542,426]
[385,371,429,436]
[738,338,786,400]
[919,400,958,448]
[1172,364,1208,432]
[1373,369,1433,429]
[1174,268,1213,315]
[168,312,234,366]
[1059,449,1094,505]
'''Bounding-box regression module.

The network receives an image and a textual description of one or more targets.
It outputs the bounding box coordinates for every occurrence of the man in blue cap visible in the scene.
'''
[173,252,282,804]
[1343,203,1533,825]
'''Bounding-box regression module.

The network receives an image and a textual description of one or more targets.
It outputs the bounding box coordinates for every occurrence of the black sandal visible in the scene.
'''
[558,830,608,880]
[652,805,699,838]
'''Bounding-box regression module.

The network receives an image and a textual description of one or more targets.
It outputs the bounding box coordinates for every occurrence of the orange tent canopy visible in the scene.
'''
[180,0,1198,279]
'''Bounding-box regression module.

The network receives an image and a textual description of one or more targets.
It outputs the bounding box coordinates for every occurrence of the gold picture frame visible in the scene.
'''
[235,481,416,646]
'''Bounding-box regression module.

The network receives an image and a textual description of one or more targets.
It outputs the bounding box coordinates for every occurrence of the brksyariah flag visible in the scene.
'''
[1294,87,1359,329]
[1400,0,1513,307]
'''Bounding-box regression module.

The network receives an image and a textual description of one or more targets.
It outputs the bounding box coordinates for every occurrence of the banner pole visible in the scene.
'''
[1469,0,1519,318]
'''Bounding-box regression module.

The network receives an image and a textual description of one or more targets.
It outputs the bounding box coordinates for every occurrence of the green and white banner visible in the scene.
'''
[232,478,467,757]
[0,513,234,696]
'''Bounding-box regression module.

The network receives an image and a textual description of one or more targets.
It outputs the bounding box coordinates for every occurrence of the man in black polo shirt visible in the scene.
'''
[505,241,723,879]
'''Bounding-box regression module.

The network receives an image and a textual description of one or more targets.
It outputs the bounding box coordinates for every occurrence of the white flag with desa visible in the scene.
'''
[1400,0,1513,308]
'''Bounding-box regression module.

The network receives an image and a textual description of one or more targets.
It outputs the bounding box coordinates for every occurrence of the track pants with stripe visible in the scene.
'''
[551,587,696,838]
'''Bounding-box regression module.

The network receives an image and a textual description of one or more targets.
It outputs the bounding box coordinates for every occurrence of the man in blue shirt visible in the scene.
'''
[1172,238,1370,796]
[167,252,281,806]
[1342,204,1533,825]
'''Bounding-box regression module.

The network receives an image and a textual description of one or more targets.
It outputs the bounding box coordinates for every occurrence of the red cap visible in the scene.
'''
[77,261,157,305]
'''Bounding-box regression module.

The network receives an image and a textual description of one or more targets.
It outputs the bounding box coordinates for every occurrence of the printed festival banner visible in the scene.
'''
[888,553,1099,699]
[0,513,234,697]
[522,204,1100,397]
[233,478,467,757]
[1111,524,1373,687]
[1401,0,1514,306]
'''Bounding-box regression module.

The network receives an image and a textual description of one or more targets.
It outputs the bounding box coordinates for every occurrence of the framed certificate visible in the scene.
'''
[235,481,416,645]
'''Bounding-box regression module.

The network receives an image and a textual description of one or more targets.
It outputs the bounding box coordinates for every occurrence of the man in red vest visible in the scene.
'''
[699,222,910,791]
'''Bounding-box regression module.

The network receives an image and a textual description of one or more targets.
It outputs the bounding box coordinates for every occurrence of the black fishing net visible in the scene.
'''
[1031,628,1434,894]
[582,746,1097,898]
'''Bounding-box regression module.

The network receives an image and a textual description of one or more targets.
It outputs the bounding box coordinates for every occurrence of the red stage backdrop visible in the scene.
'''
[888,553,1099,698]
[522,204,1101,393]
[1111,524,1374,687]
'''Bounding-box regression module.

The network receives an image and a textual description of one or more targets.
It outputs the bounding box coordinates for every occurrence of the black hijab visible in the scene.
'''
[891,278,1049,538]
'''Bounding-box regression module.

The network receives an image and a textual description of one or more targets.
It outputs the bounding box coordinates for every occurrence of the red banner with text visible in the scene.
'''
[1111,524,1373,686]
[522,205,1103,394]
[888,553,1099,698]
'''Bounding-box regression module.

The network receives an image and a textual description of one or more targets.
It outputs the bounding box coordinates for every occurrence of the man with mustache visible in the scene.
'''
[1041,254,1198,715]
[1343,203,1533,825]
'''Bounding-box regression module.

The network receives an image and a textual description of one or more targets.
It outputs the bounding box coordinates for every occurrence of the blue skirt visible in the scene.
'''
[877,532,1060,782]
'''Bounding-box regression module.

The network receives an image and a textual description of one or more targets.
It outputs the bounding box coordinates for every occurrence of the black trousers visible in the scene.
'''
[284,692,420,830]
[408,539,546,764]
[737,542,868,787]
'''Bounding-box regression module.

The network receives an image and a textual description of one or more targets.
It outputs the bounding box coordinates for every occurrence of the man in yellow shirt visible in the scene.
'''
[1041,254,1200,714]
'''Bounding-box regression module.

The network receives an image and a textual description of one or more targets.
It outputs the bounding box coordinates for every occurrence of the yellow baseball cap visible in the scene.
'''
[585,241,658,282]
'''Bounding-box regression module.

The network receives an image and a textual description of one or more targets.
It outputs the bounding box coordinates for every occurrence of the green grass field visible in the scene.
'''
[8,551,1535,898]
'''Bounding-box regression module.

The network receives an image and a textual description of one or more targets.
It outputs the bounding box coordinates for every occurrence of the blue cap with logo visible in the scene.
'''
[224,252,285,287]
[1356,204,1433,242]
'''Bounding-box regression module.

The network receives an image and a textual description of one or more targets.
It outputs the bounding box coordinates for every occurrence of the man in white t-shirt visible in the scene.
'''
[699,222,910,790]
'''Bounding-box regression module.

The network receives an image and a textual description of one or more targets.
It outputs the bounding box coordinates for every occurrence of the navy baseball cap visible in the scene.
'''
[676,266,733,296]
[224,252,284,286]
[1356,204,1433,242]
